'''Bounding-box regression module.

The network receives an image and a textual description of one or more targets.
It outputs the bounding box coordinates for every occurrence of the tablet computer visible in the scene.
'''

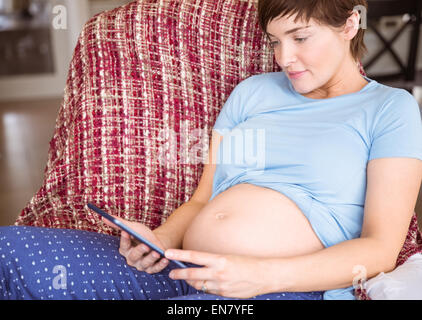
[87,203,188,269]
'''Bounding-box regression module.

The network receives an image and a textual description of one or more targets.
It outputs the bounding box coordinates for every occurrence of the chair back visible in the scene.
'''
[15,0,281,232]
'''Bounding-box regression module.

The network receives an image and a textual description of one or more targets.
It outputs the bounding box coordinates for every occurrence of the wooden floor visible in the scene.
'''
[0,98,421,230]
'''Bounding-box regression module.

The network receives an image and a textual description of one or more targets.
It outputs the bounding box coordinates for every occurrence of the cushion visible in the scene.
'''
[364,253,422,299]
[354,214,422,300]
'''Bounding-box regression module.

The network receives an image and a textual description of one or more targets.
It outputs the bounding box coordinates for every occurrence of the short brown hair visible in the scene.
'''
[257,0,368,62]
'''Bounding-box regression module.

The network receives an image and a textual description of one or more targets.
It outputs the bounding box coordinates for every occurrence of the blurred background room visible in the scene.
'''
[0,0,132,226]
[0,0,422,228]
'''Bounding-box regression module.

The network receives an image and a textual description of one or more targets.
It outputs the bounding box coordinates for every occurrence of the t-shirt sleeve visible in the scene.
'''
[213,81,247,135]
[368,90,422,161]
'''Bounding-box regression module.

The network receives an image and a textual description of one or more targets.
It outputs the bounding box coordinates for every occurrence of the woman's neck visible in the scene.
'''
[303,60,368,100]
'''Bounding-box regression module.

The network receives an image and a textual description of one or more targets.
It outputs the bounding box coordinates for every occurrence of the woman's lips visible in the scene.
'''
[288,71,307,79]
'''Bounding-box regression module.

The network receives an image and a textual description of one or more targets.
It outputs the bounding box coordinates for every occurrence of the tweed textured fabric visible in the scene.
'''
[14,0,421,300]
[16,0,281,232]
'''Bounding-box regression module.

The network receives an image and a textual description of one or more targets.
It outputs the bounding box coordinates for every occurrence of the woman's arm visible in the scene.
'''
[154,200,207,249]
[264,157,422,293]
[154,131,222,249]
[264,237,394,292]
[165,158,422,298]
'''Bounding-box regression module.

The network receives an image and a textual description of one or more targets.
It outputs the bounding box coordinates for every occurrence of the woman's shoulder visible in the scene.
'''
[241,71,287,85]
[367,82,421,127]
[235,72,289,94]
[368,80,418,105]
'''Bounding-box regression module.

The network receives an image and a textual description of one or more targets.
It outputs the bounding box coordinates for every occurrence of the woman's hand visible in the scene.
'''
[103,215,171,274]
[164,249,270,299]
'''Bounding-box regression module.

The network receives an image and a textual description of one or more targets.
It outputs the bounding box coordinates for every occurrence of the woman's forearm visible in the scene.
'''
[263,237,397,293]
[153,200,207,249]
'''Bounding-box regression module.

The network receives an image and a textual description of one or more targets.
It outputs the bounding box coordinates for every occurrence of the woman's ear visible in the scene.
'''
[342,10,361,41]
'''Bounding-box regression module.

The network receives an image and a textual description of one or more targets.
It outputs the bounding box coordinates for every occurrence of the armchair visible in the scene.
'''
[15,0,422,300]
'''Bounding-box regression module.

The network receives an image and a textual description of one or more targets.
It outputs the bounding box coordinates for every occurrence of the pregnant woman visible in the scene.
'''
[1,0,421,300]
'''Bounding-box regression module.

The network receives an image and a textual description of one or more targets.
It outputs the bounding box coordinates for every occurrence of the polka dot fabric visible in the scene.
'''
[0,226,323,300]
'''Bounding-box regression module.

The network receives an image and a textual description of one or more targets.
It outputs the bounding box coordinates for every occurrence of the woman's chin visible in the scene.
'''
[291,83,313,95]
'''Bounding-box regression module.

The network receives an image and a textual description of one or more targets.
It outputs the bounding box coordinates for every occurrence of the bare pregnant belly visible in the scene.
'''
[182,183,324,258]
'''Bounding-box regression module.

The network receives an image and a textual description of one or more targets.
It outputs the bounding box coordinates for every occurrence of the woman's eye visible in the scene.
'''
[269,41,279,48]
[269,37,306,48]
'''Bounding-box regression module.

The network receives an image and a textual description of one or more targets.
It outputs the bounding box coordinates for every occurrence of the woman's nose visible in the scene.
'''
[275,44,297,69]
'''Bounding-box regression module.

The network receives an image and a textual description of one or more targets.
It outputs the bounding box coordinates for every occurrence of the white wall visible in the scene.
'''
[0,0,90,102]
[89,0,132,17]
[0,0,129,102]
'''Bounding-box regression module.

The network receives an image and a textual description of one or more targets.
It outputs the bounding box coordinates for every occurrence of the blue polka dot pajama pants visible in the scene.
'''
[0,226,324,300]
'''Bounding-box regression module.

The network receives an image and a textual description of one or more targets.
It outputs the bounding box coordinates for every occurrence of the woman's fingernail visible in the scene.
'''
[166,251,174,258]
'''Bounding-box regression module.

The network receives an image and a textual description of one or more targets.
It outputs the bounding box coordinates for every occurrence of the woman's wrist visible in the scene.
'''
[153,228,178,250]
[259,257,293,294]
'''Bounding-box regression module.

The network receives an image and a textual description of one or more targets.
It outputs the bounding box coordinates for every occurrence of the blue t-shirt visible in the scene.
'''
[211,71,422,300]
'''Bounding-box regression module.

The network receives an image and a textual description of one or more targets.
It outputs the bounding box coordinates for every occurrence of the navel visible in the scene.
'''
[215,213,226,220]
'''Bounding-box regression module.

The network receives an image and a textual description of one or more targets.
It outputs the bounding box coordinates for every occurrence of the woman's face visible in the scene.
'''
[266,13,354,96]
